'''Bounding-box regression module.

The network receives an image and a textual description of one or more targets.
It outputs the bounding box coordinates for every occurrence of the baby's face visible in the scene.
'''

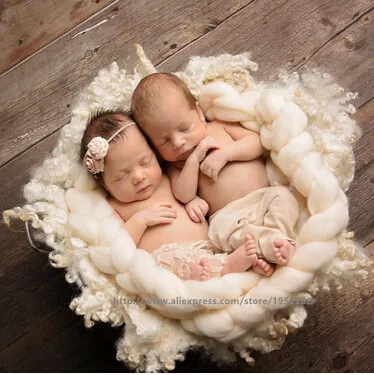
[141,89,207,162]
[102,126,162,203]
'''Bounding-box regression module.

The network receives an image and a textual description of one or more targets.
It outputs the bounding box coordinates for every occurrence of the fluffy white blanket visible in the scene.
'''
[3,46,371,372]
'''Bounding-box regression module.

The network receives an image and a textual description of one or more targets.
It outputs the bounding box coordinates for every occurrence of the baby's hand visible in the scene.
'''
[200,149,228,181]
[185,196,209,223]
[192,136,220,163]
[139,202,177,226]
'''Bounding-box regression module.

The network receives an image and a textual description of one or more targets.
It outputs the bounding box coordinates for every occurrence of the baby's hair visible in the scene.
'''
[80,109,133,160]
[131,73,196,126]
[80,109,134,186]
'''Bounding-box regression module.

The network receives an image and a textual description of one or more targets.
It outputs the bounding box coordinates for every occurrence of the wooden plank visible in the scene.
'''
[347,159,374,247]
[0,0,252,167]
[296,7,374,107]
[0,132,60,267]
[0,0,116,74]
[160,0,373,106]
[0,308,124,372]
[354,98,374,172]
[0,132,66,352]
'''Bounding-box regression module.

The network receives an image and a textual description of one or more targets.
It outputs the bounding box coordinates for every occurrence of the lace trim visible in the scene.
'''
[152,240,226,280]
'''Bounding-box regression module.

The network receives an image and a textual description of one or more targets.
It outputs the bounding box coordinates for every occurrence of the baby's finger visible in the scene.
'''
[200,163,207,175]
[157,217,175,224]
[188,209,199,223]
[212,168,219,181]
[195,207,205,223]
[209,142,220,149]
[206,166,213,178]
[159,202,173,208]
[161,210,177,219]
[161,210,177,218]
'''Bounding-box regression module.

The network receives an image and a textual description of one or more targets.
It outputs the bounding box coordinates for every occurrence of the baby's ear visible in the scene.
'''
[195,102,205,122]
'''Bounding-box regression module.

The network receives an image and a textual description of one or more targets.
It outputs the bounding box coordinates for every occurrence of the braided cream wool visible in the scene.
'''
[3,47,371,372]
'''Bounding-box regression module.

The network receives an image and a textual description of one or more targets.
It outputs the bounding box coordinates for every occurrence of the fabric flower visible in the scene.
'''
[83,153,105,174]
[83,155,96,174]
[88,137,109,159]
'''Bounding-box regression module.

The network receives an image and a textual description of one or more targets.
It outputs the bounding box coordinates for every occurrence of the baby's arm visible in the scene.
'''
[167,161,200,204]
[167,136,220,203]
[220,123,264,162]
[112,203,177,246]
[200,123,264,181]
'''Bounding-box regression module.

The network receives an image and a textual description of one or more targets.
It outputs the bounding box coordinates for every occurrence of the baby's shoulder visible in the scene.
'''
[107,196,131,215]
[209,119,241,128]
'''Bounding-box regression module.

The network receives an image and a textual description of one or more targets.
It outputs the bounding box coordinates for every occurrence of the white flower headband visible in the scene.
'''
[83,122,135,174]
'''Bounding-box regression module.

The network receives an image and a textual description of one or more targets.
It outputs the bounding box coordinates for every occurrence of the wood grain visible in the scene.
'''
[0,0,116,74]
[0,0,252,167]
[159,0,373,105]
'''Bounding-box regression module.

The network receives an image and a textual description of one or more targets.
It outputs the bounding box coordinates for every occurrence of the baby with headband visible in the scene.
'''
[81,110,262,281]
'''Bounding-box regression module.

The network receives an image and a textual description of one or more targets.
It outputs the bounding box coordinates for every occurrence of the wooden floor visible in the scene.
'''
[0,0,373,372]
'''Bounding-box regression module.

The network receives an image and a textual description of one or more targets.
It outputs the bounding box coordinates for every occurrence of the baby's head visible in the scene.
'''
[131,73,207,162]
[81,111,162,203]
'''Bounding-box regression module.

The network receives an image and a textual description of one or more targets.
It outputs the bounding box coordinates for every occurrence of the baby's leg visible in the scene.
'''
[256,186,299,265]
[153,244,206,281]
[201,234,258,281]
[181,262,204,281]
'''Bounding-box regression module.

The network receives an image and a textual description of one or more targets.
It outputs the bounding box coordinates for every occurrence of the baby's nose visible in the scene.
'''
[172,135,186,149]
[133,170,146,184]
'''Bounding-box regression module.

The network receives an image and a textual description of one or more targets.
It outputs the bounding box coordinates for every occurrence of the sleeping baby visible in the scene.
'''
[80,111,263,281]
[131,73,300,278]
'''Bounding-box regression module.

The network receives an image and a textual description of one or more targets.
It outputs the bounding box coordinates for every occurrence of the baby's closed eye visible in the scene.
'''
[180,124,192,132]
[116,172,128,181]
[140,155,153,165]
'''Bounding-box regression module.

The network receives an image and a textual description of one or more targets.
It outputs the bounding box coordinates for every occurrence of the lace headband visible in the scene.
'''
[83,122,136,174]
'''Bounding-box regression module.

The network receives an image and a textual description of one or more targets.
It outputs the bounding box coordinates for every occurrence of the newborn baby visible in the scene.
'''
[80,111,260,281]
[131,74,300,277]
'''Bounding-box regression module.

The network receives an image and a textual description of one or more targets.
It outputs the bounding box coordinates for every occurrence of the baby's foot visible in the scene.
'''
[252,258,275,277]
[181,262,203,281]
[273,239,295,265]
[200,258,223,281]
[221,234,258,276]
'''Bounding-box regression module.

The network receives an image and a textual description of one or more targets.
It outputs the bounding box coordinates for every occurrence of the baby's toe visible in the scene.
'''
[200,258,208,266]
[274,239,284,248]
[246,248,256,256]
[245,234,253,241]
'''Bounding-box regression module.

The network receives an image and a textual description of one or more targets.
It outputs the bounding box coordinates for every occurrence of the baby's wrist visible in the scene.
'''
[186,152,200,165]
[218,147,230,161]
[133,211,149,227]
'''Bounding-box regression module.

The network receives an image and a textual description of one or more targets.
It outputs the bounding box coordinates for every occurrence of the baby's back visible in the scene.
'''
[110,175,208,252]
[200,121,269,215]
